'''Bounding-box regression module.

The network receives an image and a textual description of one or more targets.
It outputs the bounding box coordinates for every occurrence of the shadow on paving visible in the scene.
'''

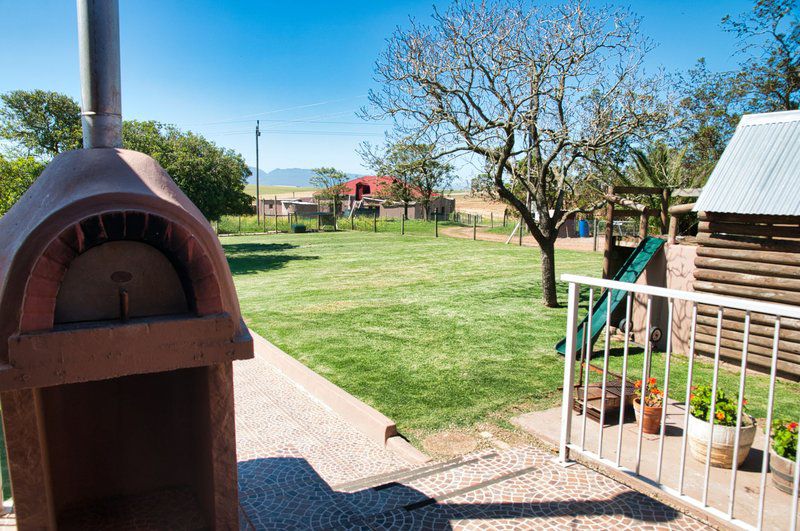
[223,242,319,274]
[237,457,690,529]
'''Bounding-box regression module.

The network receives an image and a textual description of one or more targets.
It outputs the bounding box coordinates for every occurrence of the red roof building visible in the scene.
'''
[340,176,398,200]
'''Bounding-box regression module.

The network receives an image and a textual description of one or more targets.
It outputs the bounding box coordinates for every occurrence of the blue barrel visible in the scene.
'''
[578,220,590,237]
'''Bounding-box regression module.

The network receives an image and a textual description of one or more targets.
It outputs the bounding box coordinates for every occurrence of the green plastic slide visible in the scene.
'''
[555,236,665,357]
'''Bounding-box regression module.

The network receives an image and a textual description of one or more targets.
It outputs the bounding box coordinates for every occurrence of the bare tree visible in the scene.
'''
[311,167,348,223]
[364,0,670,306]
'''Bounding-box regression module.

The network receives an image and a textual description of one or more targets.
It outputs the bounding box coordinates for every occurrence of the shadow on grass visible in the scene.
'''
[223,242,319,274]
[606,345,645,358]
[223,242,298,254]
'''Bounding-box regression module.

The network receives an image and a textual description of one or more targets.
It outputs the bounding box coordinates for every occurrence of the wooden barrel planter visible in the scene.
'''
[770,448,797,494]
[688,414,757,468]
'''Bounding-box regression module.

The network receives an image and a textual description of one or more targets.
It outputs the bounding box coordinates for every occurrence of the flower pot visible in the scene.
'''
[633,399,663,435]
[769,447,796,494]
[688,413,756,468]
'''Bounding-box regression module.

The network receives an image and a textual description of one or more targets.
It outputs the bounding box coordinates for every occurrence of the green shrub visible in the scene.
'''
[689,385,746,427]
[773,420,798,461]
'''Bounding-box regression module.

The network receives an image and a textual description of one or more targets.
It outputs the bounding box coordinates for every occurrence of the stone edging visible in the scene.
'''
[250,330,430,465]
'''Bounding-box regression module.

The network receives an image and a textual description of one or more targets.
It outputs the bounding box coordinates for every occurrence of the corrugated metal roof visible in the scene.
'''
[693,110,800,216]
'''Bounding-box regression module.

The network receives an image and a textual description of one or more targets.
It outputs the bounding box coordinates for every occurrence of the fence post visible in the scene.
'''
[401,215,405,235]
[435,215,439,238]
[274,196,278,231]
[558,282,580,463]
[491,212,493,228]
[351,215,354,231]
[238,216,241,233]
[473,217,477,240]
[317,214,321,231]
[373,210,377,233]
[503,211,507,227]
[519,219,523,246]
[593,218,599,252]
[287,213,290,231]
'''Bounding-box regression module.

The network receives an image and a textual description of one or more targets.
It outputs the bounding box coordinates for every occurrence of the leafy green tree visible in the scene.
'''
[0,154,45,216]
[674,60,745,180]
[723,0,800,112]
[623,143,696,190]
[310,167,348,223]
[0,91,253,221]
[0,90,82,158]
[123,120,252,221]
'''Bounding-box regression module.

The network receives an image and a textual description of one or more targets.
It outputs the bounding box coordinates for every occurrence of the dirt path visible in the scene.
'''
[440,225,604,252]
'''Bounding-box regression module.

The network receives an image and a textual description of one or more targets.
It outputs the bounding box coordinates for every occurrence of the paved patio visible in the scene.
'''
[234,350,708,529]
[515,401,797,530]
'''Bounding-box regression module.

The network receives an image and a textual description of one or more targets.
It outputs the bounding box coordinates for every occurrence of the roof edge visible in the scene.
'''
[740,110,800,127]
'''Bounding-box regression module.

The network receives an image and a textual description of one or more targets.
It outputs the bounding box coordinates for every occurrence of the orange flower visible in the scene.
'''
[716,411,725,421]
[648,377,656,385]
[634,380,642,388]
[689,394,695,400]
[743,399,748,405]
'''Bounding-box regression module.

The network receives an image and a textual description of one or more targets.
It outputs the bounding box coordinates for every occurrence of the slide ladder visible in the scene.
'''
[555,236,666,357]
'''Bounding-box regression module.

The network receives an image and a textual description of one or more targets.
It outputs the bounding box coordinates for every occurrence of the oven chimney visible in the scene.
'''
[77,0,122,149]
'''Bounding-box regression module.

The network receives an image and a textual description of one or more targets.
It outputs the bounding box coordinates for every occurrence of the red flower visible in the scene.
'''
[789,422,798,430]
[648,377,656,385]
[689,394,695,400]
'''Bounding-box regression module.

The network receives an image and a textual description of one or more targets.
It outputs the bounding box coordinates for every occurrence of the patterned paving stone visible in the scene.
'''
[233,352,709,530]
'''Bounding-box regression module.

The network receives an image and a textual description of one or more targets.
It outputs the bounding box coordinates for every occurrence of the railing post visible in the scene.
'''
[559,281,580,463]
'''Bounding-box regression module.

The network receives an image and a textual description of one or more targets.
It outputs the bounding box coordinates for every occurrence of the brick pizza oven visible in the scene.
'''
[0,1,253,528]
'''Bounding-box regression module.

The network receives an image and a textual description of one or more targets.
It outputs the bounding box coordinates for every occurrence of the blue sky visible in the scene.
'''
[0,1,750,177]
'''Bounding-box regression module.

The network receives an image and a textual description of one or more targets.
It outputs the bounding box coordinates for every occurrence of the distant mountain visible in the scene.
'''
[247,167,361,187]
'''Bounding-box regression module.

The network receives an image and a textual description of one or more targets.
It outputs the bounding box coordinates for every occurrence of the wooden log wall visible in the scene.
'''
[694,211,800,378]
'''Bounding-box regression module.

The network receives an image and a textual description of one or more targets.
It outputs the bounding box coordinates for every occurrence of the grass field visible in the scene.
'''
[223,230,800,445]
[244,184,318,197]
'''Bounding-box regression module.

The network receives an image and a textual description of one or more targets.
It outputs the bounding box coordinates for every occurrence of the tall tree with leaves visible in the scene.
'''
[0,154,45,216]
[310,167,348,222]
[359,140,455,220]
[365,0,670,306]
[123,120,252,221]
[723,0,800,112]
[0,90,82,158]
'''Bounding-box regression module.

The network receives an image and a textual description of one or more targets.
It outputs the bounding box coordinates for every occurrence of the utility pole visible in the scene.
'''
[255,120,261,224]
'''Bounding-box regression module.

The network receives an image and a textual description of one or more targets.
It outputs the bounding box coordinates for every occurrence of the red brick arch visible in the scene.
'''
[20,211,223,333]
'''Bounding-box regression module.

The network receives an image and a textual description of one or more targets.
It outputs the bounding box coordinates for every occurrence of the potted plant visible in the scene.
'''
[688,385,756,468]
[632,377,664,434]
[770,419,798,493]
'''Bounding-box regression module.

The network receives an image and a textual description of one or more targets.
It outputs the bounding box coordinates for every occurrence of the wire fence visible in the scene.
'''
[214,213,465,237]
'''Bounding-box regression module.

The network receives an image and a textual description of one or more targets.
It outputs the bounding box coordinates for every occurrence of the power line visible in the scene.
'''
[183,94,369,126]
[212,129,385,137]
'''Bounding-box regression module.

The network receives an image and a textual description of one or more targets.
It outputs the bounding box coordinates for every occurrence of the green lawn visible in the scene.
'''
[223,230,800,444]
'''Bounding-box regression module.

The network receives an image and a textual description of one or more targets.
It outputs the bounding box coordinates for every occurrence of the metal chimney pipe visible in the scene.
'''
[77,0,122,148]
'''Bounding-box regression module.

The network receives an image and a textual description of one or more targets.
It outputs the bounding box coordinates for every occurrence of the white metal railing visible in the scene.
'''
[559,274,800,530]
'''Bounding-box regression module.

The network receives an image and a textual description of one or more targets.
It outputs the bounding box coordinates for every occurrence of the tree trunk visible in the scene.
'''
[539,238,559,308]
